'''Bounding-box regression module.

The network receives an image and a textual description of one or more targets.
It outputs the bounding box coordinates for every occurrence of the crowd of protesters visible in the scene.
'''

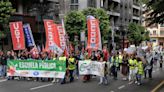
[0,45,163,86]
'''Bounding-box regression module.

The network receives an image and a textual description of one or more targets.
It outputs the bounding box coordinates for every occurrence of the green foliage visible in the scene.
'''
[65,7,110,43]
[127,23,148,45]
[65,11,86,42]
[0,0,15,39]
[0,31,6,38]
[0,0,15,23]
[82,7,110,42]
[143,31,150,41]
[145,0,164,25]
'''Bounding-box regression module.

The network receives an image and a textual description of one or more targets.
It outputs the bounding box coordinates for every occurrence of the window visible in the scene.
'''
[70,0,78,11]
[160,24,164,27]
[153,30,156,35]
[71,0,78,3]
[70,5,78,11]
[88,0,96,7]
[159,42,163,46]
[160,30,164,35]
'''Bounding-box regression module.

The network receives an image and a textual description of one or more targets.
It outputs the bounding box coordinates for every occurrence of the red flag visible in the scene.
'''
[53,24,61,48]
[9,21,25,50]
[86,18,102,51]
[44,19,54,51]
[30,46,39,57]
[56,24,66,50]
[42,44,45,52]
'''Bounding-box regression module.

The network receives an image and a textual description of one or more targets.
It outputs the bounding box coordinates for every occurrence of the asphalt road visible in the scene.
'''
[0,64,163,92]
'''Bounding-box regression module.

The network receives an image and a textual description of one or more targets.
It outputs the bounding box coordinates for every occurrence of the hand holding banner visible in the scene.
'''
[79,60,105,77]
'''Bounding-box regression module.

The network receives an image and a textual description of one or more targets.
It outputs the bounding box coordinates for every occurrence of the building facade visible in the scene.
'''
[0,0,144,50]
[144,23,164,47]
[1,0,59,51]
[58,0,143,49]
[59,0,143,27]
[143,10,164,47]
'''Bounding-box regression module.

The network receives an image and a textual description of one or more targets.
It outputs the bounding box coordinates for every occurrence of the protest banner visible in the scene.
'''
[78,60,105,77]
[9,21,25,50]
[44,19,63,54]
[23,24,35,47]
[86,16,102,50]
[7,60,66,78]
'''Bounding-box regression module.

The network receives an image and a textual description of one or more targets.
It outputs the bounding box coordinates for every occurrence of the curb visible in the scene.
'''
[151,80,164,92]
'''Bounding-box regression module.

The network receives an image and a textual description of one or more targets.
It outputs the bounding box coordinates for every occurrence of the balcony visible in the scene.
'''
[132,16,140,20]
[107,11,120,17]
[132,4,140,10]
[150,34,164,38]
[150,34,158,38]
[133,13,140,17]
[112,0,120,3]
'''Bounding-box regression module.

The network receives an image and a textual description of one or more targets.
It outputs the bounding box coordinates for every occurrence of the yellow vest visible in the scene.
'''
[137,61,144,74]
[118,55,123,63]
[53,58,57,60]
[68,58,76,70]
[128,59,137,70]
[111,57,119,67]
[59,57,66,61]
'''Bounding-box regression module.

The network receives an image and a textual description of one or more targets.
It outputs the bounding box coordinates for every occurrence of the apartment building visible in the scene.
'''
[59,0,143,27]
[145,24,164,46]
[0,0,144,50]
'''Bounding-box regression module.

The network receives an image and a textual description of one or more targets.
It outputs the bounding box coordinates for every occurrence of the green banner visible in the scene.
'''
[7,60,66,78]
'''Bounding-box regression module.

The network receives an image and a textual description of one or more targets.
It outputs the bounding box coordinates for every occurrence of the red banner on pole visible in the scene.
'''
[43,19,55,51]
[86,19,102,50]
[56,24,66,50]
[9,21,25,50]
[53,24,61,48]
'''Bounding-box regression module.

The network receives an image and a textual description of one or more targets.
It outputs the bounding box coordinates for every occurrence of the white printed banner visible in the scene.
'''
[78,60,105,77]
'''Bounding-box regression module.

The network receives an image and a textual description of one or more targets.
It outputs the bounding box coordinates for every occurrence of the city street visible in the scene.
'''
[0,65,163,92]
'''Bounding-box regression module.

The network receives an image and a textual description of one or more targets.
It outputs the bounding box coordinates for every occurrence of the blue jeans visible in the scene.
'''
[69,70,74,82]
[2,65,6,77]
[0,65,3,77]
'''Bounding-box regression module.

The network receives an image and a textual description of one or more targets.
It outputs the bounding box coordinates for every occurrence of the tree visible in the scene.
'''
[144,0,164,25]
[127,23,147,45]
[65,11,86,42]
[0,0,15,39]
[82,7,110,42]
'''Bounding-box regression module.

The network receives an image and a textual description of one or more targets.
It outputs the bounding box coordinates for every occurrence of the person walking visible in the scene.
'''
[68,54,76,83]
[160,56,163,68]
[111,55,119,80]
[121,54,129,80]
[60,53,68,84]
[98,51,108,85]
[83,52,91,82]
[0,51,3,78]
[128,55,137,82]
[52,54,59,83]
[1,52,7,78]
[136,57,144,85]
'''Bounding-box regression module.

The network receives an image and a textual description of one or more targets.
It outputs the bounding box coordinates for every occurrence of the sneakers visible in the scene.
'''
[137,83,141,85]
[98,82,103,85]
[122,78,127,81]
[52,79,56,83]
